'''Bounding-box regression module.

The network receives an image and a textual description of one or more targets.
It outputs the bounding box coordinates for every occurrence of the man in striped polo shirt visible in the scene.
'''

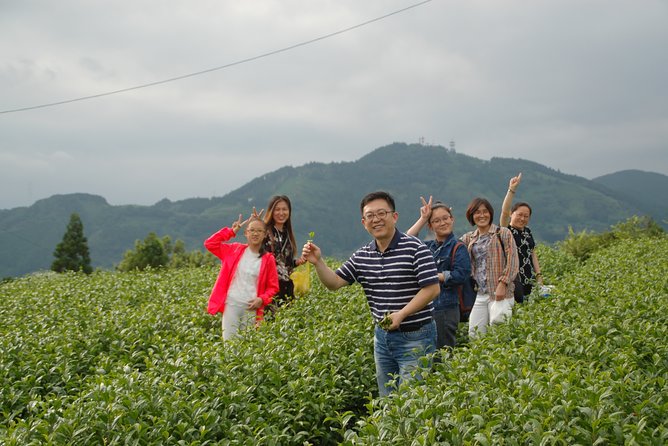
[302,191,440,396]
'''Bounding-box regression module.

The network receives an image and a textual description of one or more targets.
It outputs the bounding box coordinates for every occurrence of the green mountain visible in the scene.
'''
[592,169,668,224]
[0,143,661,278]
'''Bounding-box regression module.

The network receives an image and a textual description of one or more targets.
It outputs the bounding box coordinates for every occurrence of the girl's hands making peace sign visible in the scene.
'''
[231,206,266,234]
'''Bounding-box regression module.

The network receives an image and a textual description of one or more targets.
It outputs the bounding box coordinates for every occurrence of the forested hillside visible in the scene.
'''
[593,169,668,223]
[1,142,663,278]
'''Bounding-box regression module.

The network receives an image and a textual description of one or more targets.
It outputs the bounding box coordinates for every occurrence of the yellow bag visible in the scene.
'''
[290,263,311,296]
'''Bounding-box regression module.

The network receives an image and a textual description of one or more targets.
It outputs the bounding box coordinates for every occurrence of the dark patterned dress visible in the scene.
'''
[508,225,536,302]
[264,226,298,309]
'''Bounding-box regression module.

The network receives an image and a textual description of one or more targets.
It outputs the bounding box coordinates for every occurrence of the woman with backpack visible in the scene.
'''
[407,196,472,349]
[500,173,543,303]
[461,197,519,339]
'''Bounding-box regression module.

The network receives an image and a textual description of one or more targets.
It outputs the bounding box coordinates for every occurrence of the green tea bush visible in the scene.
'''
[558,215,664,263]
[0,266,375,445]
[534,243,577,283]
[344,236,668,445]
[2,233,667,445]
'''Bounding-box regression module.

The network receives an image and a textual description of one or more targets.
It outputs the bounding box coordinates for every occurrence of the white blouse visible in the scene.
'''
[226,248,262,307]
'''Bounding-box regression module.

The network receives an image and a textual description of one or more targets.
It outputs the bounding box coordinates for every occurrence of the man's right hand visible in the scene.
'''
[302,241,321,264]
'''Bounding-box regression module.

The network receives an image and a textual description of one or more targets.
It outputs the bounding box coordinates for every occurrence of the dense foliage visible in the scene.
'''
[51,213,92,274]
[117,233,217,271]
[0,265,375,445]
[343,236,668,445]
[557,215,664,262]
[594,169,668,221]
[1,228,666,444]
[3,143,666,278]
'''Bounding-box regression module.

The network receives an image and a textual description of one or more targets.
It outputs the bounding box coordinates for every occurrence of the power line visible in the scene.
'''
[0,226,50,251]
[0,0,433,115]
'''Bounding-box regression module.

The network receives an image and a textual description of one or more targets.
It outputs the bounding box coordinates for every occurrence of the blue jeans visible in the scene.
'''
[373,321,436,397]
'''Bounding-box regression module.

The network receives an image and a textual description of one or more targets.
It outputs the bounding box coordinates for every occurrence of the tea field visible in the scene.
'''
[1,237,667,445]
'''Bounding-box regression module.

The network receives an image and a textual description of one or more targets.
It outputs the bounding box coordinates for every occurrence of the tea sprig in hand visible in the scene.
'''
[378,312,392,330]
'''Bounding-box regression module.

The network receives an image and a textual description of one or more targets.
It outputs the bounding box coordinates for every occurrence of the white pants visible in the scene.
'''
[222,305,256,341]
[468,293,514,339]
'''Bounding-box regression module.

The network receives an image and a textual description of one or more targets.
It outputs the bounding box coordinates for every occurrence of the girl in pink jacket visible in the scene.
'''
[204,214,279,340]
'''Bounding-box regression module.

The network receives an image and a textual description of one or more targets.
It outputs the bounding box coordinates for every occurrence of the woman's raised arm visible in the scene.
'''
[500,173,522,227]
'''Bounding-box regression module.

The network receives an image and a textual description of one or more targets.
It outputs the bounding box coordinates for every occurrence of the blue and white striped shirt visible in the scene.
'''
[336,230,439,326]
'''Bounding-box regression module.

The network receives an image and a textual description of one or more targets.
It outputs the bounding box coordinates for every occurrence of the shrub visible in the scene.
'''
[534,243,578,283]
[558,215,664,262]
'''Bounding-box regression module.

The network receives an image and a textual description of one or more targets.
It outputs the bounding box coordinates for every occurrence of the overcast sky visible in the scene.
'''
[1,0,667,210]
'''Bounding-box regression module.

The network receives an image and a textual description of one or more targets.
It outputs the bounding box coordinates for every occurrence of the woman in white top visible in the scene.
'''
[204,214,280,340]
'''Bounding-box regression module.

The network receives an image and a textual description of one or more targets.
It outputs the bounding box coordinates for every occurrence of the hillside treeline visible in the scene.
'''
[3,143,667,279]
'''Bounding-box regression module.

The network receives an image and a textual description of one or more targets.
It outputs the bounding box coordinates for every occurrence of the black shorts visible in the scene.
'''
[513,277,533,303]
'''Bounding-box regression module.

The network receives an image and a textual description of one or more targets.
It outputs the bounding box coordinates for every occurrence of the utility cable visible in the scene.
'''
[0,0,432,115]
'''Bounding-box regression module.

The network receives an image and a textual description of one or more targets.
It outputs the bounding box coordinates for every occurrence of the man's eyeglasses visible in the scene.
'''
[363,209,394,221]
[246,229,266,234]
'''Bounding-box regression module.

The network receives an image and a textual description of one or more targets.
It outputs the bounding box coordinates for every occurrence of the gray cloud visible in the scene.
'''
[1,0,667,209]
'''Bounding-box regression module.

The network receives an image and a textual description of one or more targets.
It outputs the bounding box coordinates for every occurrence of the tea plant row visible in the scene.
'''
[0,267,375,445]
[2,236,666,444]
[344,237,668,445]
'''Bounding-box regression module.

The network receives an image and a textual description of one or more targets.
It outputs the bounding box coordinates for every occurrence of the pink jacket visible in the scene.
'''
[204,227,279,321]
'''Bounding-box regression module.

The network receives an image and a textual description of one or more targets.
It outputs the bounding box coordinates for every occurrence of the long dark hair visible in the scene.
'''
[264,195,297,252]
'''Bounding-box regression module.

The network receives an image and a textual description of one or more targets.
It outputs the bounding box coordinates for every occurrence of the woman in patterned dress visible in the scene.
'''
[262,195,306,313]
[500,173,543,303]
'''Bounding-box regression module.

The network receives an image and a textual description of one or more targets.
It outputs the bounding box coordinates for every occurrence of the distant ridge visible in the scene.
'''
[1,143,663,278]
[593,169,668,224]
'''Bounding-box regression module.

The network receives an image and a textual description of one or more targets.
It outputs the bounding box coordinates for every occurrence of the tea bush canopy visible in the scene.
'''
[1,226,666,444]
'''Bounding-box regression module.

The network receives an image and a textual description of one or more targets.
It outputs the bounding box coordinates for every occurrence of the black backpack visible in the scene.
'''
[450,241,477,322]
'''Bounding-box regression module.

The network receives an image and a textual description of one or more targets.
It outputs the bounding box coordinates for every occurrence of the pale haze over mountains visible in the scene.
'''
[1,1,667,210]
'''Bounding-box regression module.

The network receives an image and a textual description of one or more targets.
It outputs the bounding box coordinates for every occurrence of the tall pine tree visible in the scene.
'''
[51,213,93,274]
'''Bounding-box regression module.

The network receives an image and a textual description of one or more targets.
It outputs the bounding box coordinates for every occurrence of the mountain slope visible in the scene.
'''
[0,143,659,278]
[593,169,668,223]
